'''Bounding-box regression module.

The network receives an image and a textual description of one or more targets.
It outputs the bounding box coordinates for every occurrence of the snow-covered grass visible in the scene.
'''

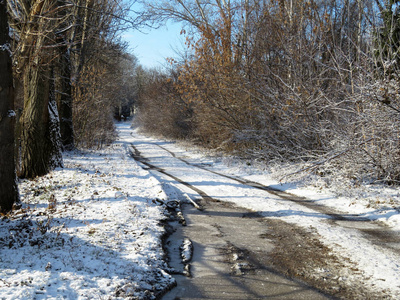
[165,138,400,231]
[0,127,174,299]
[221,158,400,229]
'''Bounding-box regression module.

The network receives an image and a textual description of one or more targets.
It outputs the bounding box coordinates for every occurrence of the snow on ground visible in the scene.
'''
[2,122,400,299]
[0,125,174,299]
[157,134,400,232]
[129,124,400,298]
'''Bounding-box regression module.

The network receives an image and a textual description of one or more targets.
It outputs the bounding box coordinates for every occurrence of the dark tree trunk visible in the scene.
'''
[54,0,74,150]
[18,61,63,179]
[17,2,63,179]
[55,44,74,150]
[0,0,19,212]
[19,64,51,178]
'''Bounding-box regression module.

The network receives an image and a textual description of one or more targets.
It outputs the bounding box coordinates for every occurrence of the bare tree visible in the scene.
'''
[70,0,134,148]
[7,0,133,176]
[54,0,75,150]
[8,0,65,178]
[138,0,400,184]
[0,0,19,212]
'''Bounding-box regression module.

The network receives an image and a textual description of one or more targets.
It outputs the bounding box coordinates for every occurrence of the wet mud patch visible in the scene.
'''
[261,218,390,299]
[222,242,256,276]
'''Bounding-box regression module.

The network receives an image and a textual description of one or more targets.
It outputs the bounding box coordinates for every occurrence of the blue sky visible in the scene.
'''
[123,22,184,69]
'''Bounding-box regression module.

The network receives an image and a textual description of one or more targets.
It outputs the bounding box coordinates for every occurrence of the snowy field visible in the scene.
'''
[1,122,400,299]
[0,125,175,299]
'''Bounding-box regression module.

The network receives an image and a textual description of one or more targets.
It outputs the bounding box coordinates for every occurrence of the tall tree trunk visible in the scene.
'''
[17,0,63,179]
[0,0,19,212]
[55,44,74,150]
[19,60,63,179]
[53,0,74,150]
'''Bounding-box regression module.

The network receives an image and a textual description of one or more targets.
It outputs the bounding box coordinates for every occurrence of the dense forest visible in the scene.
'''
[0,0,138,211]
[1,0,400,212]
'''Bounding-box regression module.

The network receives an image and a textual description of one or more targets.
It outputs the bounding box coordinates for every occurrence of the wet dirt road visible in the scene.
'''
[162,198,330,300]
[127,130,400,299]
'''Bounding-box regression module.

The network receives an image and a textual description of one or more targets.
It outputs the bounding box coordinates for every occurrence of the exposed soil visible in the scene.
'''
[162,199,330,300]
[161,196,394,299]
[259,218,392,299]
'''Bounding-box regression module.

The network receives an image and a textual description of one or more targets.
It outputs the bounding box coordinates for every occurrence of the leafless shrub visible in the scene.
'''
[137,0,400,185]
[135,68,193,140]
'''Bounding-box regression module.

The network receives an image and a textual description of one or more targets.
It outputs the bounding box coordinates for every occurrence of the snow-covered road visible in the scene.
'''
[128,124,400,299]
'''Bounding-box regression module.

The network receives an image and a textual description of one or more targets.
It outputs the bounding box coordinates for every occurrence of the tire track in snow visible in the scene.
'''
[153,143,400,255]
[133,140,400,251]
[129,143,212,208]
[155,144,369,222]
